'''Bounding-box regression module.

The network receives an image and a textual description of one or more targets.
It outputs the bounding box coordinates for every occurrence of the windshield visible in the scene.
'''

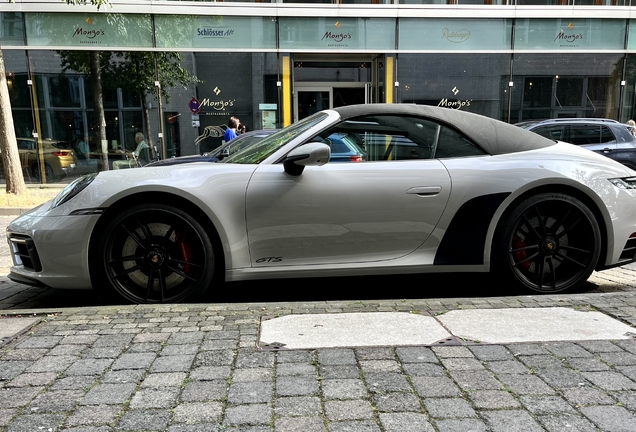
[222,112,328,164]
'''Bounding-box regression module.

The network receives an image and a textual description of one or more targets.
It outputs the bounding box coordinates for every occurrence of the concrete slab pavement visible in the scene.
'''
[0,316,40,345]
[259,308,636,350]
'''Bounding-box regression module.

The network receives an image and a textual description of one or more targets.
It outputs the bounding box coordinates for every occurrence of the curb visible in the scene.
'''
[0,207,33,216]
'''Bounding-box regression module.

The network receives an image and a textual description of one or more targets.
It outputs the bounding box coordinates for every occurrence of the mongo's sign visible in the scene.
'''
[438,99,472,110]
[71,17,106,45]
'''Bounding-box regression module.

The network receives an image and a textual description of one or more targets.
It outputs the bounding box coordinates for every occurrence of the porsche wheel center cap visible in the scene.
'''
[541,237,558,254]
[147,249,166,268]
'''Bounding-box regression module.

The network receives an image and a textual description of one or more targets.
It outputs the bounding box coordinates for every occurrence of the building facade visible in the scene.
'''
[1,0,636,182]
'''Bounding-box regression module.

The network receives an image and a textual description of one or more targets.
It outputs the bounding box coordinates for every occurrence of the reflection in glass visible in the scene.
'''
[555,77,583,107]
[512,53,623,122]
[298,91,330,121]
[398,53,510,120]
[0,12,24,45]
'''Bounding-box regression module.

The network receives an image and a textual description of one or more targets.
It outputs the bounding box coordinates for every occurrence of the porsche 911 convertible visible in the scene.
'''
[7,104,636,303]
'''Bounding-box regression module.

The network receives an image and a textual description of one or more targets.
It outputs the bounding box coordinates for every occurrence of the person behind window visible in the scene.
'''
[224,116,246,143]
[113,132,149,169]
[627,119,636,137]
[74,136,90,161]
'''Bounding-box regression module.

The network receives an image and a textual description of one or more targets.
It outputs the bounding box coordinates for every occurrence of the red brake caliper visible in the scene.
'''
[176,231,193,273]
[513,236,530,270]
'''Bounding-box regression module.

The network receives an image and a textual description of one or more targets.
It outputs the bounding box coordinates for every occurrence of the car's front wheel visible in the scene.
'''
[96,204,216,303]
[495,193,601,293]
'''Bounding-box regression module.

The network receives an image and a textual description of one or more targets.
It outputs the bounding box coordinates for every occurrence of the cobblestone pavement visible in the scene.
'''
[2,217,636,430]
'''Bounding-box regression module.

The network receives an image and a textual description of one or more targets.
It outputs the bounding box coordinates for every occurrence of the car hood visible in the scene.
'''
[25,162,260,218]
[146,155,218,167]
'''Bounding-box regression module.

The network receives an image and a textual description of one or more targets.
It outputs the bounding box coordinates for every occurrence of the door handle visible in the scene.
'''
[406,186,442,196]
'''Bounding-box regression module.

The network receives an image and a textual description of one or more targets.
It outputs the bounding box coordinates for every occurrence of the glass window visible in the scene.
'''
[25,13,153,48]
[85,82,118,110]
[318,115,485,161]
[12,111,35,141]
[48,76,82,108]
[514,19,625,51]
[154,15,276,50]
[323,115,436,161]
[398,54,511,120]
[511,53,623,123]
[435,126,486,158]
[556,77,583,107]
[279,17,396,51]
[524,77,553,108]
[121,91,141,109]
[531,125,566,141]
[569,125,615,145]
[120,111,144,152]
[1,12,24,45]
[399,18,512,51]
[49,110,84,143]
[622,54,636,122]
[7,73,31,109]
[223,112,328,164]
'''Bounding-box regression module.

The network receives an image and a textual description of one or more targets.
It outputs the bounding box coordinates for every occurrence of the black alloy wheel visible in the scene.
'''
[99,204,215,303]
[498,193,601,293]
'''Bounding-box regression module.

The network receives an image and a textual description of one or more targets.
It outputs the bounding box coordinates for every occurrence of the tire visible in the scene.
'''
[495,193,601,293]
[95,203,216,304]
[32,163,55,182]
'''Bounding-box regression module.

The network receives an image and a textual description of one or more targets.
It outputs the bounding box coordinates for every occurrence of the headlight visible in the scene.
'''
[49,173,97,209]
[609,177,636,190]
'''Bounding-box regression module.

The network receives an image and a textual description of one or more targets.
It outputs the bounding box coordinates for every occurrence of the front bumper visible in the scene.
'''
[6,211,97,290]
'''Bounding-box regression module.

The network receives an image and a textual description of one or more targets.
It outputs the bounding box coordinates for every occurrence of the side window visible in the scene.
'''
[435,126,486,159]
[569,125,606,145]
[320,115,441,162]
[599,126,615,144]
[17,140,35,150]
[531,126,565,141]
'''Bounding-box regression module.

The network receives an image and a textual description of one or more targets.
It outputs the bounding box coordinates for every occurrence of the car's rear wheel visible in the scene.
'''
[96,204,215,303]
[496,193,601,293]
[32,163,55,182]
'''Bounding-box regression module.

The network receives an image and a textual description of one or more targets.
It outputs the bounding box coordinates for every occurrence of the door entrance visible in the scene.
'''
[292,55,384,122]
[295,84,369,121]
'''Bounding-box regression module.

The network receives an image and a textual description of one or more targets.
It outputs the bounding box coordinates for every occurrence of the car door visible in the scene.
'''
[244,115,453,267]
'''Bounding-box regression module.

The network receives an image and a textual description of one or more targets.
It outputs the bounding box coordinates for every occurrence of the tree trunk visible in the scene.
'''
[0,50,27,195]
[90,51,109,171]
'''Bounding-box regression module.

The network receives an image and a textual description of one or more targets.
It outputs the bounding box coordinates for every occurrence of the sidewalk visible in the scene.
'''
[0,184,64,216]
[2,292,636,431]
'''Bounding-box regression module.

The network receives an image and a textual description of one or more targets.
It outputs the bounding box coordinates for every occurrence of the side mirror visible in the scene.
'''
[283,143,331,176]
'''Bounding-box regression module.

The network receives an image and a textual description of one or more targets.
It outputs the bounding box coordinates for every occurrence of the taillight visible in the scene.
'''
[51,151,70,157]
[350,155,363,162]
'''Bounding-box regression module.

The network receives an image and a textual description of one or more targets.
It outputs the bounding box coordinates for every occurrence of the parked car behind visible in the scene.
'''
[516,118,636,170]
[321,133,367,162]
[2,138,77,181]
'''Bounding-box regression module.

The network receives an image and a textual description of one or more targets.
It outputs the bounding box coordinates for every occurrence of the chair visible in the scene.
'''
[20,151,31,182]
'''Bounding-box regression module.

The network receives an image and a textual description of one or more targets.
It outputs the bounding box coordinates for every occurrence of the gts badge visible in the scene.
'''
[256,257,282,263]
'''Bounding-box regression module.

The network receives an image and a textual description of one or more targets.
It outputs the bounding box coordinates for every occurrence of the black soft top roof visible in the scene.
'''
[333,104,555,156]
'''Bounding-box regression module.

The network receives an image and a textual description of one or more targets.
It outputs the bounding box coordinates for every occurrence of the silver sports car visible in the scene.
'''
[7,104,636,303]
